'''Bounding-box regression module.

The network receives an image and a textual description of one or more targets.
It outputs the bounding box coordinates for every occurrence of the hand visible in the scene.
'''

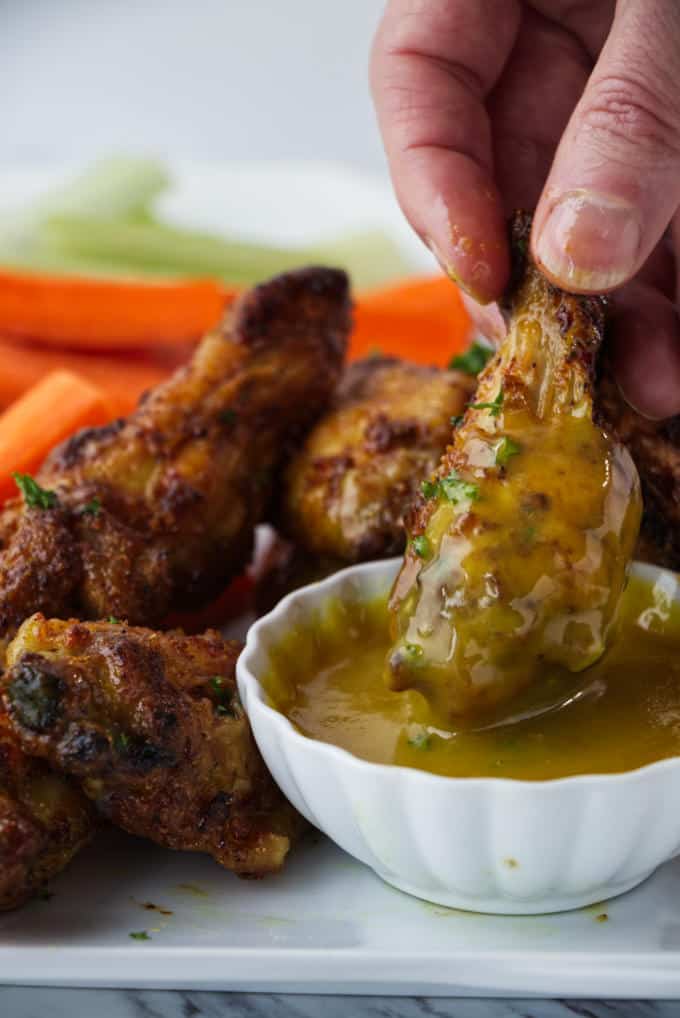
[371,0,680,417]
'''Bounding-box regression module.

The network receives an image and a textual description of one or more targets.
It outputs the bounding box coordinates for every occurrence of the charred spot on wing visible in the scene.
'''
[46,419,125,471]
[115,730,177,772]
[59,724,110,766]
[6,656,64,733]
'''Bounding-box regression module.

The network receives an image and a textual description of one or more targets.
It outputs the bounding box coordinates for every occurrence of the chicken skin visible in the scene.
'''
[281,356,475,562]
[388,213,642,721]
[0,715,94,909]
[3,616,303,875]
[0,266,350,649]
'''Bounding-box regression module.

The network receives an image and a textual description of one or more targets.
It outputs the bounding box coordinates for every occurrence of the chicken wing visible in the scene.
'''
[281,356,474,561]
[0,715,94,909]
[387,213,642,720]
[3,616,302,875]
[0,266,350,648]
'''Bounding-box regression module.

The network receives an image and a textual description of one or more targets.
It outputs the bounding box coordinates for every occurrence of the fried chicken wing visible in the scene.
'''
[281,356,474,561]
[597,370,680,571]
[0,266,350,647]
[387,214,642,720]
[3,616,302,875]
[0,714,94,909]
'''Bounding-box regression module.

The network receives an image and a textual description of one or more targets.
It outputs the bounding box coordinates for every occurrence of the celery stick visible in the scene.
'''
[0,157,170,261]
[35,213,413,288]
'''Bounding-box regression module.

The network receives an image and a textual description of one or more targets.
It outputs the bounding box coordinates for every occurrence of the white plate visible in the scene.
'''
[0,161,679,997]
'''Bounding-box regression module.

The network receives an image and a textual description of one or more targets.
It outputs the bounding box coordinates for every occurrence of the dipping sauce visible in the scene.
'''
[263,571,680,780]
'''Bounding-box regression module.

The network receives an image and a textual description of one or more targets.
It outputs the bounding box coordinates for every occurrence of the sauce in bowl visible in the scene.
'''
[263,569,680,780]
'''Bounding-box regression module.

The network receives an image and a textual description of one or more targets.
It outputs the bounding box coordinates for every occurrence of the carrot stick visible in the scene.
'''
[0,370,112,503]
[0,337,187,415]
[0,270,235,351]
[351,275,471,366]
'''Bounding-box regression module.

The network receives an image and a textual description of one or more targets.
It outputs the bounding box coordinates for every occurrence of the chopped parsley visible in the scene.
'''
[411,535,431,559]
[449,342,493,375]
[495,436,520,466]
[81,497,101,517]
[403,642,423,661]
[129,931,151,941]
[13,472,57,509]
[408,730,431,750]
[450,414,464,428]
[210,676,225,693]
[107,616,121,625]
[468,387,504,418]
[115,732,130,752]
[420,479,439,499]
[220,409,238,427]
[440,471,479,504]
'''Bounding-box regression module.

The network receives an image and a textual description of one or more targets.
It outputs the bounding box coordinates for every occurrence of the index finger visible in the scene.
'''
[370,0,520,303]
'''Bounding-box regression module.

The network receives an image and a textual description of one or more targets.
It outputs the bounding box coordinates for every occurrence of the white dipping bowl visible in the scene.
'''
[237,558,680,915]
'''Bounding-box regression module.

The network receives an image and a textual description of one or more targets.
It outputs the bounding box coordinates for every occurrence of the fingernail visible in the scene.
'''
[424,235,493,305]
[534,191,641,291]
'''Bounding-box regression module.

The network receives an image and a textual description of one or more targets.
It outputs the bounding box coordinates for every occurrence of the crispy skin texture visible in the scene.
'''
[0,713,94,910]
[281,357,474,561]
[0,267,350,646]
[597,369,680,570]
[3,617,303,875]
[387,213,642,719]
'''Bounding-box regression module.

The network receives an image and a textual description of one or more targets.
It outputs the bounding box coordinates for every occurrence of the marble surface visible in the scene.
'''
[0,992,678,1017]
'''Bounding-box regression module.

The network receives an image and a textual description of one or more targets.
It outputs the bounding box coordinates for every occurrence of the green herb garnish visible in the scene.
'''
[449,342,492,375]
[220,409,238,427]
[439,471,479,504]
[210,676,225,693]
[115,732,130,752]
[411,535,431,559]
[468,387,504,418]
[420,479,439,499]
[408,730,431,750]
[129,931,150,941]
[450,414,464,428]
[13,472,57,509]
[107,616,121,624]
[494,436,520,466]
[81,497,101,517]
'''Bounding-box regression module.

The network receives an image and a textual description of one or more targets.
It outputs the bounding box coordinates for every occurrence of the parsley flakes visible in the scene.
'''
[13,472,57,509]
[411,535,431,559]
[449,342,493,375]
[495,436,521,466]
[468,388,504,418]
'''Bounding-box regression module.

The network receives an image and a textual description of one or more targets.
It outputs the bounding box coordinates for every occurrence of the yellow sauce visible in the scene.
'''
[264,571,680,780]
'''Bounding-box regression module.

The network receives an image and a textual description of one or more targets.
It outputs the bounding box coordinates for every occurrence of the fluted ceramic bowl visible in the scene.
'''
[236,558,680,915]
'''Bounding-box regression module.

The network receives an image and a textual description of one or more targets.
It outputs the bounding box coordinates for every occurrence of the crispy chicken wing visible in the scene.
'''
[387,214,642,720]
[0,266,350,648]
[597,370,680,571]
[3,617,302,875]
[281,356,474,561]
[0,715,94,909]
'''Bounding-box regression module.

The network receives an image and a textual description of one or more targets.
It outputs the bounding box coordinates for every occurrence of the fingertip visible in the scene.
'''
[394,149,510,305]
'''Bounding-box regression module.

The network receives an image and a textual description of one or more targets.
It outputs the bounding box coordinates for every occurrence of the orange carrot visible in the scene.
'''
[0,337,187,415]
[0,370,112,503]
[351,275,471,366]
[0,270,236,351]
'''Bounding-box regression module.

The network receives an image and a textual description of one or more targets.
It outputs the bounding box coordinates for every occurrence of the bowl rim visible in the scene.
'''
[237,556,680,791]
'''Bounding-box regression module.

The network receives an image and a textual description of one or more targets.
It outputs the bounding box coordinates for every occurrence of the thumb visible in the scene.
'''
[532,0,680,293]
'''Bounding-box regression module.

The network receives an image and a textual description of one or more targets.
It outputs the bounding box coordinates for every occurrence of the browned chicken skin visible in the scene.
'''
[281,356,474,562]
[0,266,349,905]
[0,715,94,909]
[0,266,350,647]
[3,617,303,875]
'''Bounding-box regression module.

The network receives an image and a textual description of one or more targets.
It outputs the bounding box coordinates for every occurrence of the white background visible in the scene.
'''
[2,0,387,172]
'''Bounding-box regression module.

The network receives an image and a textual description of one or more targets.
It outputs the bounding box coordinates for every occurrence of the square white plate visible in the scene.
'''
[0,161,677,998]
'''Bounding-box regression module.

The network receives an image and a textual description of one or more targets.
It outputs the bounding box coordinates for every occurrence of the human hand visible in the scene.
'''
[371,0,680,417]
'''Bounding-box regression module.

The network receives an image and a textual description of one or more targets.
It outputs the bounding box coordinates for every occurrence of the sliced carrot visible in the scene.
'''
[0,270,236,351]
[351,275,471,366]
[0,370,112,503]
[0,337,187,415]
